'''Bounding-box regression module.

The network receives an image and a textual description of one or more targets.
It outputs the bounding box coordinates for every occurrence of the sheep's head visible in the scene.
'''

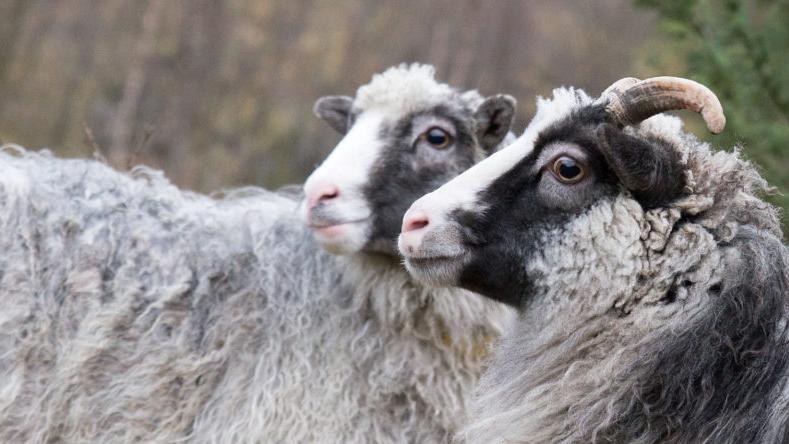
[302,63,516,256]
[396,77,762,307]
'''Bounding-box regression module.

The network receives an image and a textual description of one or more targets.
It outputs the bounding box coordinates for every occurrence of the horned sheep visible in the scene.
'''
[399,77,789,443]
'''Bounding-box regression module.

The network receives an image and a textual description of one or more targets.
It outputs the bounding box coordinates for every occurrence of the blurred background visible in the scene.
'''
[0,0,786,230]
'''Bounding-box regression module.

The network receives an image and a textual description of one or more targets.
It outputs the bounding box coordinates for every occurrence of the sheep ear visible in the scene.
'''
[596,123,686,209]
[475,94,517,152]
[314,96,353,134]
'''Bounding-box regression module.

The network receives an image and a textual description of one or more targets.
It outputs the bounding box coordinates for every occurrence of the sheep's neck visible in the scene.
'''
[338,252,513,365]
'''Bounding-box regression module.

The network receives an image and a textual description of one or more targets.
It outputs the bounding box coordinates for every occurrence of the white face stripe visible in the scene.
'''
[407,131,536,219]
[406,87,592,222]
[304,111,386,206]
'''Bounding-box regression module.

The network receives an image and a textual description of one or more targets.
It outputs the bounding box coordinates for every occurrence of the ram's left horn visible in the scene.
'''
[603,76,726,134]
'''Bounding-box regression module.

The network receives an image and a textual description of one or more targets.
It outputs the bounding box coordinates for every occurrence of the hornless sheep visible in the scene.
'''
[398,77,789,443]
[0,64,516,443]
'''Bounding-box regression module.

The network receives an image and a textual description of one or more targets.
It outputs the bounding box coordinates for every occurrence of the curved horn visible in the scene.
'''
[599,77,640,99]
[604,76,726,134]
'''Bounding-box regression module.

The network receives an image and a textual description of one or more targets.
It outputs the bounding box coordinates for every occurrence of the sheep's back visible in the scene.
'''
[0,148,328,442]
[0,148,510,443]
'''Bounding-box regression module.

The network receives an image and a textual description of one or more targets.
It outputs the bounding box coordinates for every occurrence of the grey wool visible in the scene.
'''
[457,88,789,443]
[0,146,511,443]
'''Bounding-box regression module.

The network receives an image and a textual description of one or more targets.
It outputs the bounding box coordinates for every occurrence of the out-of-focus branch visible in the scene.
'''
[83,124,103,159]
[0,1,30,84]
[108,0,165,168]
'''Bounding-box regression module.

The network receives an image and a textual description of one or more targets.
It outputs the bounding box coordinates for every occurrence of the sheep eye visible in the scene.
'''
[423,127,452,149]
[551,156,585,184]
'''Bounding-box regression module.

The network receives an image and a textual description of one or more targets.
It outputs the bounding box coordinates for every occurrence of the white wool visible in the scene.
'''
[0,147,514,443]
[522,87,594,143]
[354,63,483,116]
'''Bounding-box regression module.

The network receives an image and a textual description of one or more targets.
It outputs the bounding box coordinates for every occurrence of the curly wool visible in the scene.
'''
[354,63,483,117]
[462,90,788,443]
[0,146,512,443]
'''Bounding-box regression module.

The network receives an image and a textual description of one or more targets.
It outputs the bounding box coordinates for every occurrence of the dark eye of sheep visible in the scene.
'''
[423,127,452,149]
[551,156,585,184]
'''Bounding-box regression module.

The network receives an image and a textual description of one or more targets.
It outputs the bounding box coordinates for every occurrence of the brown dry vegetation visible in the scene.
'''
[0,0,657,192]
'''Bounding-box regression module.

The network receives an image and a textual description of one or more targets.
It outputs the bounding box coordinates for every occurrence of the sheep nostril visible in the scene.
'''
[402,213,430,233]
[307,183,341,208]
[318,189,339,202]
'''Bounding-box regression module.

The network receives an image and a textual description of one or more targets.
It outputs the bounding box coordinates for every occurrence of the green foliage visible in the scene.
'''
[636,0,789,233]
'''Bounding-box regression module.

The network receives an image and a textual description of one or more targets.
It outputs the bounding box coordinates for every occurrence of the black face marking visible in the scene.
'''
[449,104,688,307]
[362,104,480,254]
